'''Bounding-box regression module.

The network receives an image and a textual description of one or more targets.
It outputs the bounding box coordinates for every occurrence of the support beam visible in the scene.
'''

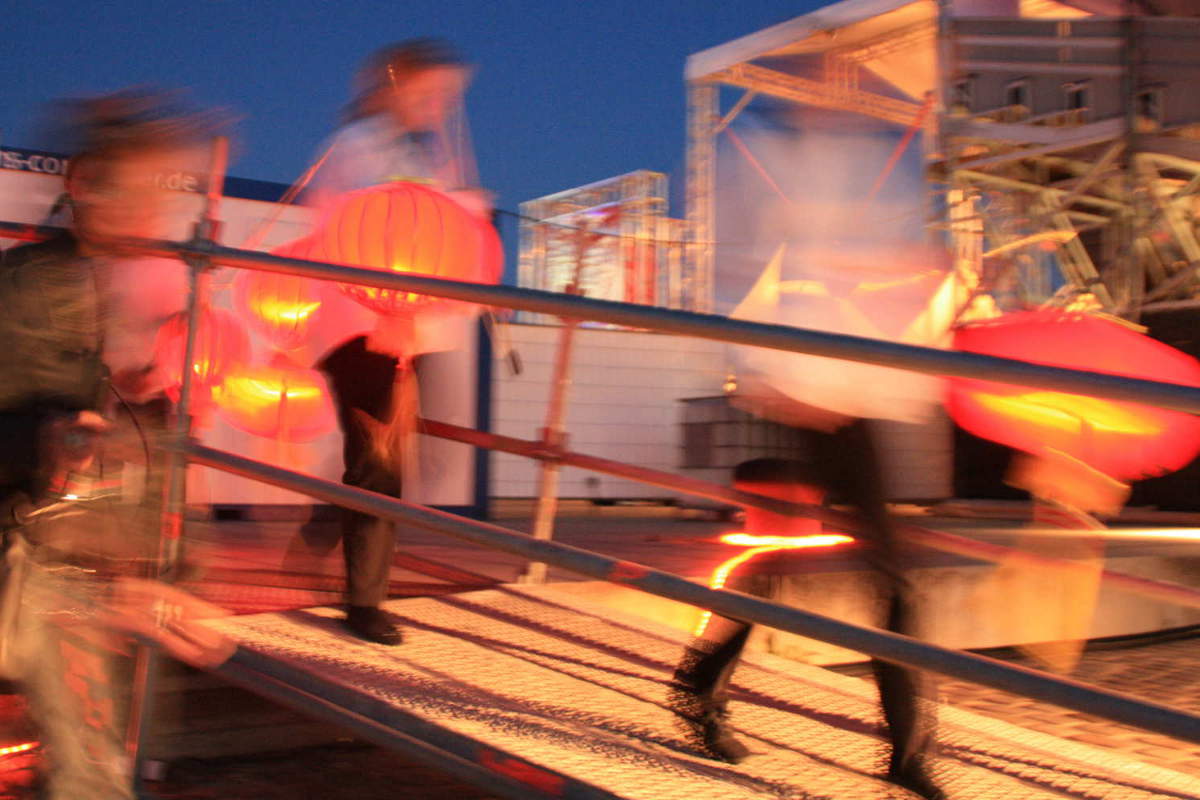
[712,63,923,127]
[956,169,1126,211]
[685,82,718,314]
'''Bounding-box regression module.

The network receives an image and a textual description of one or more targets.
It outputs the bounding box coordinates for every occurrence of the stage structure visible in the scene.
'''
[517,170,688,324]
[684,0,1200,319]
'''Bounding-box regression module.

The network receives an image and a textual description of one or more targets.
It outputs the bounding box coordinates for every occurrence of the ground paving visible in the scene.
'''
[836,631,1200,777]
[137,629,1200,800]
[3,508,1199,798]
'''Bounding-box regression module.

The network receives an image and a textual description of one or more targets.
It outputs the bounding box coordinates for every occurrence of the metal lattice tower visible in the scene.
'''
[517,171,688,323]
[683,0,1200,322]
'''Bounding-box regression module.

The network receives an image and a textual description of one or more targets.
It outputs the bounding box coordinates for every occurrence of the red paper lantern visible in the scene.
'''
[235,267,326,351]
[300,181,502,316]
[153,309,250,406]
[216,357,334,442]
[947,311,1200,481]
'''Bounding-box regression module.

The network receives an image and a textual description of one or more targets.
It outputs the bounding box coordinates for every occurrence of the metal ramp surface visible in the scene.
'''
[205,587,1200,800]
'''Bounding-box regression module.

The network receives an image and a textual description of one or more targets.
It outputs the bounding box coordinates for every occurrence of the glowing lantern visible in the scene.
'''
[947,311,1200,481]
[302,181,502,316]
[153,309,250,407]
[235,267,325,351]
[216,357,334,442]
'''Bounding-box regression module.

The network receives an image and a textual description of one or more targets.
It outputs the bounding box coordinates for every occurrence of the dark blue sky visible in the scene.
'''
[4,0,824,216]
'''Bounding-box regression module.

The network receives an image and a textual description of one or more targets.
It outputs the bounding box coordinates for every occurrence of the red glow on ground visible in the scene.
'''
[695,531,853,636]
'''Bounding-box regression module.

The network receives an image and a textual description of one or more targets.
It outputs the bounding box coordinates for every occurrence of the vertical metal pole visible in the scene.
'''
[125,136,227,783]
[518,223,594,584]
[686,82,718,314]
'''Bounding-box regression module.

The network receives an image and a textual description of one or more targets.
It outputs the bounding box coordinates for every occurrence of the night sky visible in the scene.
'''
[3,0,824,218]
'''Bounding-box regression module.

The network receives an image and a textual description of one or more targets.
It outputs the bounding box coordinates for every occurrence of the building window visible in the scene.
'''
[952,76,975,112]
[1005,79,1031,114]
[1063,81,1090,122]
[1136,86,1164,129]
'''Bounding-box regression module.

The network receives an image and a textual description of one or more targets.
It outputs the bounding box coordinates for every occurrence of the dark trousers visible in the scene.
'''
[317,337,404,608]
[699,419,934,769]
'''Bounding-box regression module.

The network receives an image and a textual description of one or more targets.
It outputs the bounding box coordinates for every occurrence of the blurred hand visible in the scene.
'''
[99,578,235,669]
[41,410,111,477]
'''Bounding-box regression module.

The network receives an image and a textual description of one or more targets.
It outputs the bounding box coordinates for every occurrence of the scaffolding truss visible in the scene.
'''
[517,171,687,322]
[684,0,1200,319]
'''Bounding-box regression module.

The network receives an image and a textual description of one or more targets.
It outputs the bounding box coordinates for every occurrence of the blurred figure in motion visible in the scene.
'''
[667,108,952,799]
[0,90,214,799]
[294,38,493,645]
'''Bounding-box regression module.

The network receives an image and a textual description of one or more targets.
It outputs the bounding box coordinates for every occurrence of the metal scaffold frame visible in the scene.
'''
[7,214,1200,800]
[7,217,1200,755]
[681,1,1200,320]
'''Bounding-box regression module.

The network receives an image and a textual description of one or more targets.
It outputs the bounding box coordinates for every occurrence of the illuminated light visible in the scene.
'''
[974,392,1165,437]
[235,268,325,351]
[0,741,37,758]
[270,303,321,322]
[695,532,852,636]
[153,309,251,410]
[1019,527,1200,541]
[62,494,79,501]
[695,546,784,637]
[948,311,1200,481]
[216,358,334,442]
[719,532,853,548]
[284,181,503,319]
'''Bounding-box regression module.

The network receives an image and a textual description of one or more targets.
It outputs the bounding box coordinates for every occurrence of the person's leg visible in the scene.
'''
[808,420,941,797]
[317,337,404,645]
[669,617,753,762]
[341,509,401,644]
[15,569,134,800]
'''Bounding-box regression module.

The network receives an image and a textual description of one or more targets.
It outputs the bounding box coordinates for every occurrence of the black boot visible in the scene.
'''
[667,626,753,763]
[344,605,403,645]
[876,595,942,799]
[886,759,946,800]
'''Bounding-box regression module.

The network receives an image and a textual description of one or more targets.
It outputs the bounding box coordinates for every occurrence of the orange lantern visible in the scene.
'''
[153,308,250,407]
[947,311,1200,481]
[235,267,326,351]
[301,181,502,316]
[216,356,334,442]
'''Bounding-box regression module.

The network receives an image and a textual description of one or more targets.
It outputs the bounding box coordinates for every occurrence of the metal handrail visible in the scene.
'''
[9,220,1200,751]
[423,418,1200,610]
[5,221,1198,413]
[186,442,1200,745]
[176,240,1200,413]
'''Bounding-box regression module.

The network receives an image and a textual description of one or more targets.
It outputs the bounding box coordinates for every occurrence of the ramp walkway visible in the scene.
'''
[205,585,1200,800]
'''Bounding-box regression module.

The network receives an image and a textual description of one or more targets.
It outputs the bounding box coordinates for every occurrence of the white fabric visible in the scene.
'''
[729,244,952,423]
[720,124,953,424]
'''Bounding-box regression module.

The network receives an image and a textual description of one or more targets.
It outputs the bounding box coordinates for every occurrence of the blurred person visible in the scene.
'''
[0,90,213,800]
[666,110,951,799]
[294,38,492,645]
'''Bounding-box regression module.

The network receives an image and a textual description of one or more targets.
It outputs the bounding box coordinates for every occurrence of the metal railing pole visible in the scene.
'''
[184,443,1200,746]
[124,137,227,781]
[151,241,1200,414]
[520,222,597,584]
[423,418,1200,609]
[5,223,1200,414]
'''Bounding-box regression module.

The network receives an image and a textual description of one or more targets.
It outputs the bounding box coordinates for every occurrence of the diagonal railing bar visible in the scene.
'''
[6,221,1200,413]
[184,441,1200,746]
[422,418,1200,610]
[11,219,1200,756]
[188,241,1200,414]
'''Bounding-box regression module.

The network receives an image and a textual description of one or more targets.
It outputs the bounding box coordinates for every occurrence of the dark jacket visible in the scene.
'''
[0,234,109,519]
